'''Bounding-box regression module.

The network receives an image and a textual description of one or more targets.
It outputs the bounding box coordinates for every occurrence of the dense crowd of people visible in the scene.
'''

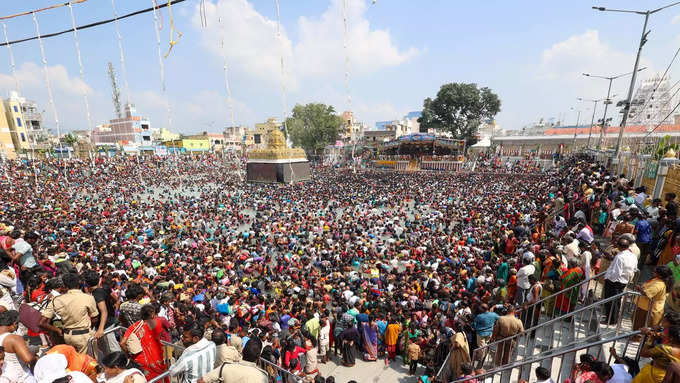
[0,153,676,383]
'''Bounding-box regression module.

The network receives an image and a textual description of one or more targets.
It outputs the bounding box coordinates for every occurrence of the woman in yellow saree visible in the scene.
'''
[633,325,680,383]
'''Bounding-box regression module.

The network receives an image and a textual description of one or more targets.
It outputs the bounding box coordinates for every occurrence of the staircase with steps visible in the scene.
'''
[437,272,650,383]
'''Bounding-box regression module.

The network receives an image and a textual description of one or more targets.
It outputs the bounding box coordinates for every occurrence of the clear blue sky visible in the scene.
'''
[0,0,678,134]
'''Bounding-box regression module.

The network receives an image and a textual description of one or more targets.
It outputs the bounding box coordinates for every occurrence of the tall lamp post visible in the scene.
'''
[593,2,680,158]
[578,97,603,149]
[582,68,645,149]
[570,107,582,149]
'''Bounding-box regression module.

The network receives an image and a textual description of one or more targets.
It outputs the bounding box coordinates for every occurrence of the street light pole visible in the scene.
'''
[587,100,599,149]
[593,2,680,157]
[615,12,648,156]
[582,69,644,149]
[599,79,613,149]
[578,97,601,149]
[572,108,582,148]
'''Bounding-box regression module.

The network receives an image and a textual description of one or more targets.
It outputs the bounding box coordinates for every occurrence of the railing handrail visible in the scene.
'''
[86,325,127,359]
[517,270,607,315]
[477,290,641,354]
[148,370,171,383]
[450,330,642,382]
[436,289,642,379]
[161,340,185,351]
[258,357,304,382]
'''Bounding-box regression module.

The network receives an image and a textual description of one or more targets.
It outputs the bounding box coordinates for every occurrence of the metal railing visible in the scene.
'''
[258,357,303,383]
[474,290,643,370]
[436,289,648,382]
[517,271,607,320]
[86,325,126,360]
[451,330,643,383]
[148,370,172,383]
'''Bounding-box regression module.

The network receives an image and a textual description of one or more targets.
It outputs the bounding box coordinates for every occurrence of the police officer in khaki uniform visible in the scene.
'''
[199,337,267,383]
[40,273,99,353]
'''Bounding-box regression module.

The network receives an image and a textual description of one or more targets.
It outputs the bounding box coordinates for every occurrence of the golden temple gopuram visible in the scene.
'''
[247,129,307,160]
[246,128,311,183]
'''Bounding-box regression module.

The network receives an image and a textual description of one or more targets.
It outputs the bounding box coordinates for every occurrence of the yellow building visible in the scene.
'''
[164,138,211,153]
[0,105,16,159]
[4,95,30,153]
[254,118,280,148]
[155,127,180,142]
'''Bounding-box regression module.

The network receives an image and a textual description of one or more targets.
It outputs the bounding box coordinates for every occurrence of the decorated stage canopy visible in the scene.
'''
[380,133,465,155]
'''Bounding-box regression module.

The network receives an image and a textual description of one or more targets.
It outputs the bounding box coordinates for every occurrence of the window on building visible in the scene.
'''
[13,105,18,113]
[143,136,150,141]
[20,133,25,142]
[16,117,21,127]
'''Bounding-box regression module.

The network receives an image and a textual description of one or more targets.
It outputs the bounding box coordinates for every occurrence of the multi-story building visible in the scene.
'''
[363,130,396,151]
[154,127,180,142]
[339,111,367,142]
[92,104,151,148]
[0,105,15,159]
[223,126,247,151]
[4,93,30,153]
[404,111,422,133]
[253,118,280,148]
[19,98,45,145]
[184,132,225,151]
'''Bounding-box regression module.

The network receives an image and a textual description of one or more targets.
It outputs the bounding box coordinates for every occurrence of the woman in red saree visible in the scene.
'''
[121,304,168,382]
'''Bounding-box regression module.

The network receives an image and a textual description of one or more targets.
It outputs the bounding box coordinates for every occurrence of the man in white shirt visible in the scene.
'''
[602,237,637,325]
[563,234,581,258]
[516,259,535,305]
[318,315,331,363]
[171,326,217,383]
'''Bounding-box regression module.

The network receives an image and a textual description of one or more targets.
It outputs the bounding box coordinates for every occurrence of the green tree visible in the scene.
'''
[285,103,344,155]
[62,133,78,146]
[419,83,501,147]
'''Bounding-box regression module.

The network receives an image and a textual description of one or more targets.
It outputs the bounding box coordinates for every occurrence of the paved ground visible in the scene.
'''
[316,354,421,383]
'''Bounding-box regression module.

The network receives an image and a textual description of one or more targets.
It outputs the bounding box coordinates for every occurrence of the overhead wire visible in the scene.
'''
[0,0,87,21]
[0,0,187,48]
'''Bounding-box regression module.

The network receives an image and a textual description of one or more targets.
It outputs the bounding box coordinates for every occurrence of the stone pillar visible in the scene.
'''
[653,158,680,199]
[635,154,650,188]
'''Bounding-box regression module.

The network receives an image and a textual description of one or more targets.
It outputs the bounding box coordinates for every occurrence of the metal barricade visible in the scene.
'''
[437,290,648,382]
[86,325,126,360]
[517,271,607,321]
[451,331,642,383]
[258,357,303,383]
[475,290,643,370]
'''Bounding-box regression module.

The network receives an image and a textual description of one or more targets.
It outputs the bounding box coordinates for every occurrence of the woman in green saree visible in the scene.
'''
[554,258,584,317]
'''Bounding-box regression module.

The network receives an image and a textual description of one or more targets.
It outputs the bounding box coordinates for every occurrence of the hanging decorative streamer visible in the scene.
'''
[274,0,288,141]
[274,0,296,181]
[151,1,173,135]
[33,12,66,175]
[2,23,19,93]
[152,1,181,181]
[152,0,163,30]
[343,0,352,114]
[67,2,93,142]
[164,0,183,58]
[111,0,131,106]
[218,14,235,130]
[343,0,357,172]
[200,0,208,28]
[2,23,38,183]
